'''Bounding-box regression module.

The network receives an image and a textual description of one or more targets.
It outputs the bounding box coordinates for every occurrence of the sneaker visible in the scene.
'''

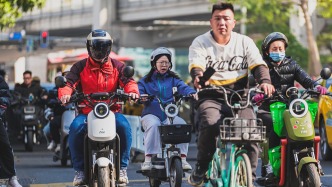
[256,173,276,186]
[54,144,61,152]
[118,168,129,186]
[182,158,192,170]
[187,163,206,186]
[8,176,22,187]
[141,161,152,170]
[73,171,85,186]
[47,140,56,151]
[261,163,273,177]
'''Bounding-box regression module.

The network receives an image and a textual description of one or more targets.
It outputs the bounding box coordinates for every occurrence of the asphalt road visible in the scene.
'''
[4,133,332,187]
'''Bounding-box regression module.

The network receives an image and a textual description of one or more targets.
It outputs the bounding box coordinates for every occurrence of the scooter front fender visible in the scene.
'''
[297,157,317,175]
[96,157,111,167]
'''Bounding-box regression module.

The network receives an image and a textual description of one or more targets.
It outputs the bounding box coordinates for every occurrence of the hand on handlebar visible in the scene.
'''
[189,93,198,100]
[258,83,275,97]
[137,94,154,104]
[252,93,265,106]
[129,92,139,102]
[194,72,209,89]
[315,85,328,95]
[60,95,71,104]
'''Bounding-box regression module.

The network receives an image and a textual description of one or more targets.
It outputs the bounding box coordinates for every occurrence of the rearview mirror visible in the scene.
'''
[55,76,67,88]
[320,68,331,80]
[123,66,135,78]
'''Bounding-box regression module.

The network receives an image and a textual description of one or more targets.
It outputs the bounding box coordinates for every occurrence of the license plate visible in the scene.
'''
[24,115,34,120]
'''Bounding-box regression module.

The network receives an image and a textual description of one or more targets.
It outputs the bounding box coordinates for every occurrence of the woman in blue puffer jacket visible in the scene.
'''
[138,47,197,171]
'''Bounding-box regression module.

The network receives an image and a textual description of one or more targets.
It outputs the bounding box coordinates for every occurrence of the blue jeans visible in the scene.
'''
[69,113,132,171]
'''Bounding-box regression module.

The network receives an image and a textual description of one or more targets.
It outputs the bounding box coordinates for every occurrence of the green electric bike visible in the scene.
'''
[258,68,332,187]
[203,86,266,187]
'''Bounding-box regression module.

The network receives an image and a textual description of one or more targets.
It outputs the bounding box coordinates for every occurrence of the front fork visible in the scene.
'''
[280,137,324,186]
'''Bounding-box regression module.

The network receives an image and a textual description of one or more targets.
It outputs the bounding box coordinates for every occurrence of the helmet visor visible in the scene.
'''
[87,39,112,61]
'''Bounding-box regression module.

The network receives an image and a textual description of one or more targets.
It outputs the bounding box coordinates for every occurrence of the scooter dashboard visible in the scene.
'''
[90,92,110,100]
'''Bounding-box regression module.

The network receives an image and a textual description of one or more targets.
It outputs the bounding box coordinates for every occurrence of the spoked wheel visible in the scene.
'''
[300,163,321,187]
[149,177,161,187]
[207,152,222,187]
[169,158,183,187]
[319,119,332,160]
[233,152,252,187]
[98,167,111,187]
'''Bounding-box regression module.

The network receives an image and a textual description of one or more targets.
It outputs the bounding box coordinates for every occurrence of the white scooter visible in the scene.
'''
[55,66,135,187]
[53,102,77,166]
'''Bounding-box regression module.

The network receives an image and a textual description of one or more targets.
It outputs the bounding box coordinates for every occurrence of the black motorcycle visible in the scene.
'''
[20,93,43,151]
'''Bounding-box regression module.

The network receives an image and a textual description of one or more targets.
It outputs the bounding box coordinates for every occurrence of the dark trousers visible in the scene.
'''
[50,115,62,144]
[257,110,280,149]
[195,99,259,179]
[0,119,16,179]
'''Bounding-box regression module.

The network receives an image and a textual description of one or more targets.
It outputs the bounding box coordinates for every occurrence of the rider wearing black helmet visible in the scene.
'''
[255,32,327,185]
[59,29,139,186]
[86,29,113,64]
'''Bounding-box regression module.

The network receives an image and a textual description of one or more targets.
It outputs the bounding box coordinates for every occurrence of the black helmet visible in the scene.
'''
[86,29,113,63]
[261,32,288,59]
[150,47,172,68]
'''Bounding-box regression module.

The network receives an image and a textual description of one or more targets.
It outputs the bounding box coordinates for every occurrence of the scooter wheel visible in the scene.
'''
[149,177,161,187]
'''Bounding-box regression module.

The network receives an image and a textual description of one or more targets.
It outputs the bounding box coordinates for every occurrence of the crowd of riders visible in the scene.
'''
[2,2,331,187]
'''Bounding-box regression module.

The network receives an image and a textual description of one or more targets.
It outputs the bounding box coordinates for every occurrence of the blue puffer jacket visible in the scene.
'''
[138,71,196,121]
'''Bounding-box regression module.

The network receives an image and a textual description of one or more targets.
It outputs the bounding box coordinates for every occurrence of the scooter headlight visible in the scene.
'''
[289,99,308,118]
[93,103,109,118]
[165,103,178,118]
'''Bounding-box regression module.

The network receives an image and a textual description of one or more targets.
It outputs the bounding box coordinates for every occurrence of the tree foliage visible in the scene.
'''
[0,0,45,30]
[316,0,332,18]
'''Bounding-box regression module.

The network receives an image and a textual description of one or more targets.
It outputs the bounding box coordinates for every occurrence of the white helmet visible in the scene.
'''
[150,47,172,68]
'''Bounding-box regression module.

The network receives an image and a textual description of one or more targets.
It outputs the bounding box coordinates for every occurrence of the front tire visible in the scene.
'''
[25,130,33,152]
[300,163,320,187]
[319,118,332,160]
[233,152,252,187]
[149,177,161,187]
[60,147,69,166]
[169,158,183,187]
[98,167,111,187]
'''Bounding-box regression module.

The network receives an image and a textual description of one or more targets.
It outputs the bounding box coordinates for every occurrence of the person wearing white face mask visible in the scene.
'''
[253,32,328,185]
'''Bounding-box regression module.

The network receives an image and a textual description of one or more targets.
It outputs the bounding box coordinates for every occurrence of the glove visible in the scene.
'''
[252,93,265,104]
[315,85,327,95]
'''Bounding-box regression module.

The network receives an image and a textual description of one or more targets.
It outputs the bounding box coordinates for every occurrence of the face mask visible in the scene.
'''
[269,52,285,62]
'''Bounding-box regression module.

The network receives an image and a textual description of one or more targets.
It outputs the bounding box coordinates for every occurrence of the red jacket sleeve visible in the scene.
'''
[123,79,139,95]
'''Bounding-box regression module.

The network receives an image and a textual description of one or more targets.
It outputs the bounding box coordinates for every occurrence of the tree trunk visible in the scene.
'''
[300,0,322,77]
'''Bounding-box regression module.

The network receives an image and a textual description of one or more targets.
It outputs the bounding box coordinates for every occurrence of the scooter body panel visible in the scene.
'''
[87,111,116,141]
[284,110,315,141]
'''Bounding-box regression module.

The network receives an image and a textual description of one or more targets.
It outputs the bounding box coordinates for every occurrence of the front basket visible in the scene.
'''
[220,118,266,143]
[158,124,192,144]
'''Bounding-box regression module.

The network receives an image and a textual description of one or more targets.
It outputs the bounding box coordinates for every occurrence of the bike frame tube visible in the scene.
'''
[228,144,237,187]
[314,136,320,161]
[279,139,287,186]
[219,143,229,186]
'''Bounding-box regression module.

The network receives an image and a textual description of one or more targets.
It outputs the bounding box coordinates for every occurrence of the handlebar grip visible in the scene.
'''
[199,67,216,87]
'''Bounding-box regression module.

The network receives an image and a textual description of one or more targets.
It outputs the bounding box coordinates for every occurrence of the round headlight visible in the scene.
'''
[289,99,308,118]
[165,104,178,118]
[93,103,109,118]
